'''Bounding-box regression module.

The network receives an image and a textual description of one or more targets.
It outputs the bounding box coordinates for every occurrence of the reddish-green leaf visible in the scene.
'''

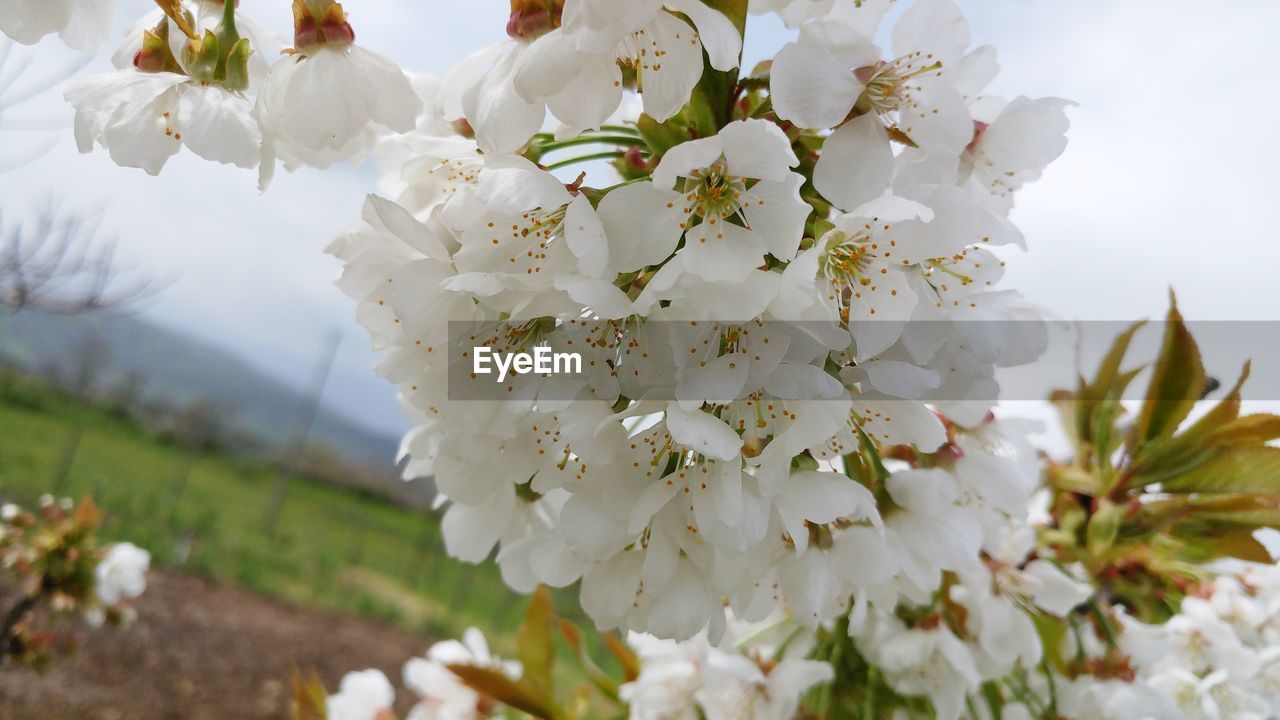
[602,633,640,683]
[1162,446,1280,494]
[517,586,557,703]
[446,664,560,720]
[1207,414,1280,447]
[1133,295,1205,449]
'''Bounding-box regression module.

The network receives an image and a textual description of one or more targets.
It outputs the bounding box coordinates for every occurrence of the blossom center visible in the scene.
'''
[682,162,747,223]
[854,53,943,123]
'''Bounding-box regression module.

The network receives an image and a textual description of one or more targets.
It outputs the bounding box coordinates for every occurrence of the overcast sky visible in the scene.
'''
[1,1,1277,440]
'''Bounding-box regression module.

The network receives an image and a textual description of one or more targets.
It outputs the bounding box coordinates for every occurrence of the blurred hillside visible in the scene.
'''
[0,308,399,466]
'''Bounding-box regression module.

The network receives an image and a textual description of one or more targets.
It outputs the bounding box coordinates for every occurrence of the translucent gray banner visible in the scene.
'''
[443,320,1280,403]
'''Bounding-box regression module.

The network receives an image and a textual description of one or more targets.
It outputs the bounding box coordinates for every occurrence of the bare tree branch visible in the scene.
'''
[0,201,160,315]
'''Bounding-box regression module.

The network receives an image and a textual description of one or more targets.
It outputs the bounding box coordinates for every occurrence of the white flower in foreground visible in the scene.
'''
[859,611,980,720]
[327,669,396,720]
[0,0,114,49]
[770,0,978,210]
[598,118,810,283]
[67,72,261,175]
[964,96,1074,203]
[512,0,742,136]
[257,1,420,184]
[66,10,264,175]
[403,629,516,720]
[95,542,150,606]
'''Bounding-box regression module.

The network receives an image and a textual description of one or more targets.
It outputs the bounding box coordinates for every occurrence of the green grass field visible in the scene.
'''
[0,376,548,645]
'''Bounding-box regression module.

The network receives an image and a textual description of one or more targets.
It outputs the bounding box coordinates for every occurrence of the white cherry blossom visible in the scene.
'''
[0,0,114,49]
[512,0,743,136]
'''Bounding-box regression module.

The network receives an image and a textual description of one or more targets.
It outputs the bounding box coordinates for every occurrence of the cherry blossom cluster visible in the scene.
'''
[332,0,1071,648]
[0,496,150,668]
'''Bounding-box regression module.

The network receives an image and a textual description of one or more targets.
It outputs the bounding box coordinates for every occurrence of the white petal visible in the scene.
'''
[847,264,915,357]
[441,42,504,121]
[102,87,182,175]
[769,42,860,130]
[636,12,706,123]
[442,491,515,564]
[0,0,71,45]
[177,85,260,169]
[666,0,742,71]
[556,277,634,319]
[1024,560,1093,616]
[857,399,946,451]
[815,115,893,212]
[580,552,643,624]
[740,174,810,262]
[629,480,680,534]
[859,359,941,399]
[544,53,625,133]
[513,30,581,102]
[666,403,743,461]
[891,0,970,65]
[464,44,546,154]
[59,0,113,50]
[680,222,767,284]
[886,467,957,515]
[718,118,798,181]
[598,181,687,272]
[901,77,972,151]
[647,559,716,640]
[652,135,723,189]
[951,45,1000,99]
[778,471,877,552]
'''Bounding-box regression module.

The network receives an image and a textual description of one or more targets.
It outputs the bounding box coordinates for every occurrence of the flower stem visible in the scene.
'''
[543,151,625,171]
[536,135,640,153]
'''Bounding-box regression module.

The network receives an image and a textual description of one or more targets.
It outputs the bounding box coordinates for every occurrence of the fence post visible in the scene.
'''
[262,332,341,537]
[167,458,193,528]
[50,425,84,496]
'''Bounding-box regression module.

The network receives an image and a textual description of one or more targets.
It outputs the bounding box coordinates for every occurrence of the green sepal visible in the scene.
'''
[183,30,222,83]
[137,22,184,75]
[1086,500,1122,558]
[222,38,254,93]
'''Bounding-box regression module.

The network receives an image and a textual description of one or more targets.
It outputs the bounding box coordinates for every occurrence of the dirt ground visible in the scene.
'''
[0,571,434,720]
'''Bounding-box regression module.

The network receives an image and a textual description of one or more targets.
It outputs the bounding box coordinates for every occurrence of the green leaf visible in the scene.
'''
[289,668,328,720]
[1162,446,1280,494]
[602,633,640,683]
[1133,294,1204,450]
[1207,414,1280,447]
[1129,362,1251,482]
[446,664,561,720]
[556,619,621,702]
[1086,500,1123,557]
[1075,320,1144,445]
[517,586,557,703]
[636,114,691,162]
[1183,528,1274,564]
[1087,320,1147,400]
